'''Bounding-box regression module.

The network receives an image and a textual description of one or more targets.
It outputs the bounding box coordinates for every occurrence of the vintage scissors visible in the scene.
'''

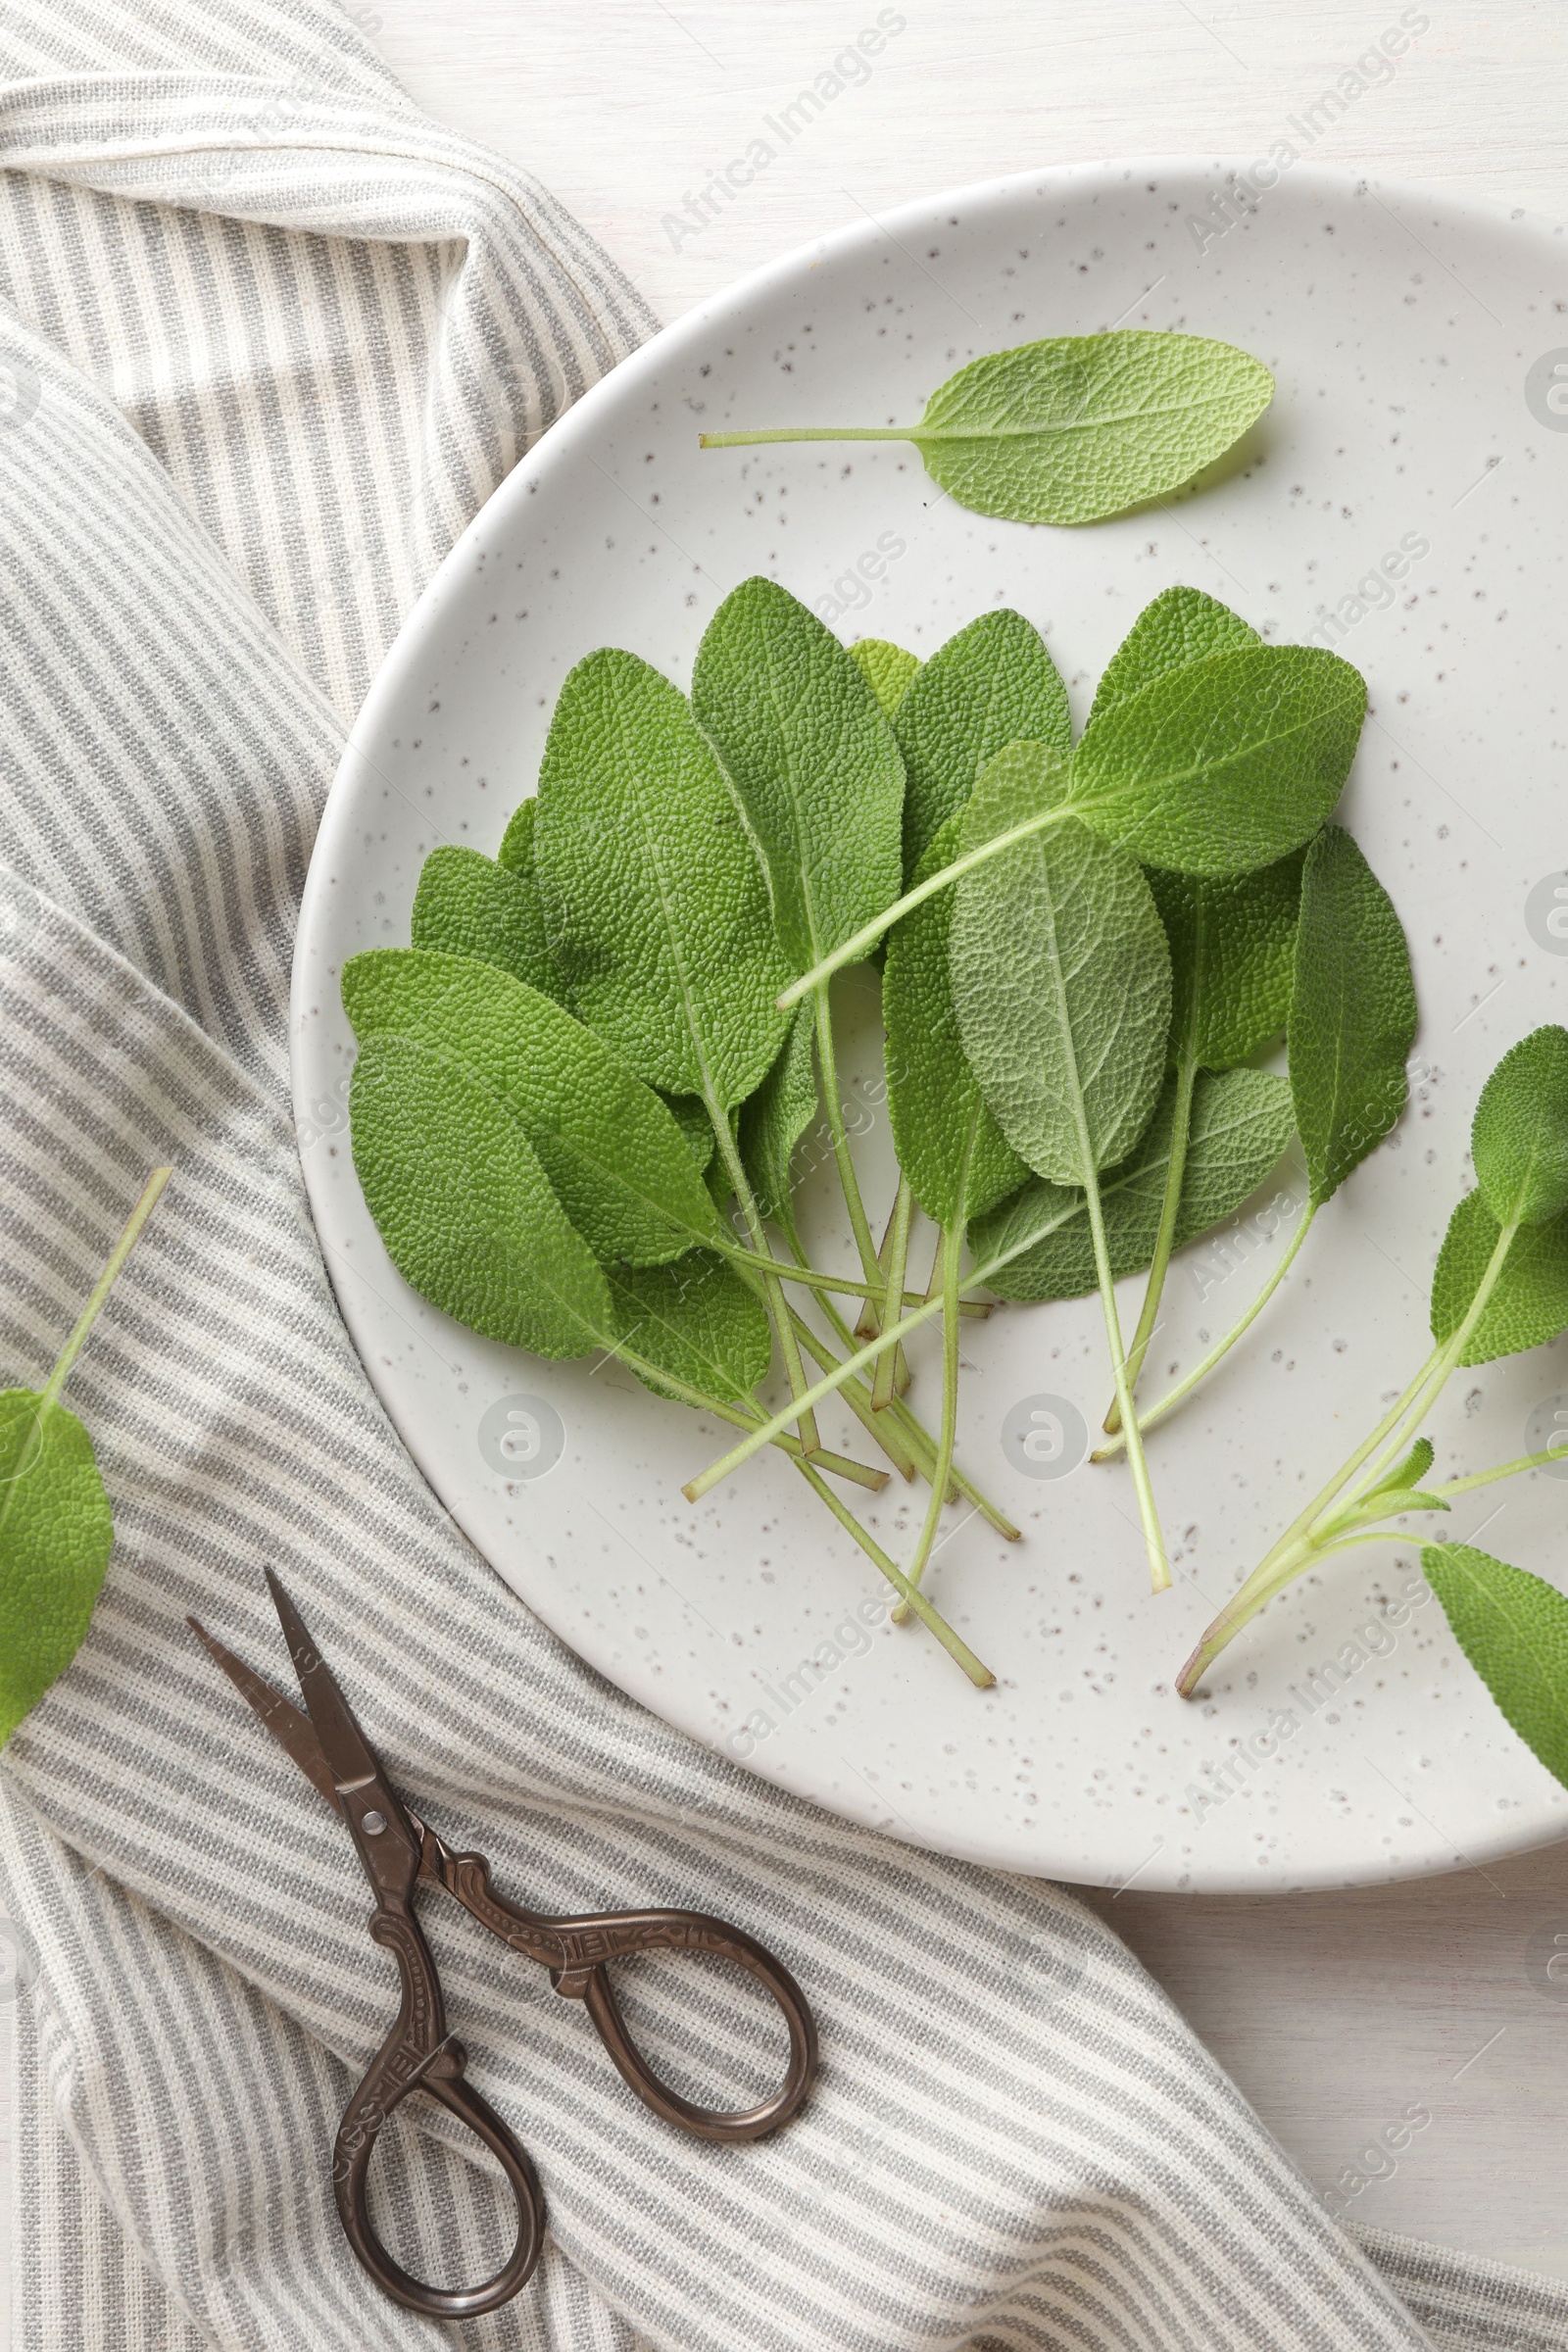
[190,1572,818,2322]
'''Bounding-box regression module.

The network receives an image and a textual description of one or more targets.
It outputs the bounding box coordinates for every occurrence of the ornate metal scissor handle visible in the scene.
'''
[425,1833,820,2141]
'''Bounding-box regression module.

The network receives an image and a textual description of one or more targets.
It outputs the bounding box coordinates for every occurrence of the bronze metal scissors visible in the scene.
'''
[190,1571,817,2322]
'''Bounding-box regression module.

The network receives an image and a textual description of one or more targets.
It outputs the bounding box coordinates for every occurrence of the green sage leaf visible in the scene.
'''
[410,844,568,1004]
[952,766,1171,1187]
[533,648,790,1105]
[0,1390,115,1745]
[1151,852,1302,1074]
[904,333,1272,523]
[1088,584,1259,722]
[342,950,724,1267]
[1070,642,1366,876]
[350,1030,613,1357]
[1471,1026,1568,1229]
[883,811,1028,1228]
[497,797,538,875]
[1423,1543,1568,1791]
[849,637,920,716]
[608,1253,771,1406]
[1430,1192,1568,1366]
[691,575,904,974]
[662,1094,716,1172]
[1288,825,1416,1205]
[973,1066,1293,1301]
[892,609,1070,877]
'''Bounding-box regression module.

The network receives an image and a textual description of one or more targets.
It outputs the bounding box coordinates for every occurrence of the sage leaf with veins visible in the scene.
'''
[532,642,819,1444]
[1424,1544,1568,1793]
[951,750,1174,1589]
[353,1030,617,1358]
[1069,642,1365,876]
[1470,1024,1568,1228]
[849,637,920,717]
[1177,1025,1568,1697]
[976,1066,1294,1303]
[534,648,791,1106]
[1429,1192,1568,1365]
[701,331,1273,526]
[692,576,905,971]
[606,1254,772,1406]
[1290,825,1417,1208]
[1087,582,1260,723]
[342,950,726,1268]
[411,844,570,1004]
[892,609,1071,878]
[693,574,905,1291]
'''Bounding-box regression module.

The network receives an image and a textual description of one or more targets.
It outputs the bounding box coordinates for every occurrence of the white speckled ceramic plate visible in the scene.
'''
[294,160,1568,1893]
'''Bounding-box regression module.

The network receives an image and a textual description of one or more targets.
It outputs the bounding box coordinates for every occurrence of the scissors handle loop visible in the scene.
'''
[334,1901,545,2319]
[439,1848,818,2142]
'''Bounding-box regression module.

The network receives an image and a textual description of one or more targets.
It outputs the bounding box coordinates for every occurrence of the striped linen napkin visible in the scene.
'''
[0,4,1563,2346]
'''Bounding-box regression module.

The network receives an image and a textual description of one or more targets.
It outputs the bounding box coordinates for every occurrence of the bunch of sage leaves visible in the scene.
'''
[346,575,1386,1681]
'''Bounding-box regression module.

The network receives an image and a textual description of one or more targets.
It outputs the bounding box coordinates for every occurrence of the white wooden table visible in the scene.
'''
[8,3,1568,2326]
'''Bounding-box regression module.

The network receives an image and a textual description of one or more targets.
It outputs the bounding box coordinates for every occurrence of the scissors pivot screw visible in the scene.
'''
[361,1809,388,1836]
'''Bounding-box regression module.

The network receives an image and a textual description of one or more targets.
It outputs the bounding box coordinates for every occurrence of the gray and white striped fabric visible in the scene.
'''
[0,6,1563,2349]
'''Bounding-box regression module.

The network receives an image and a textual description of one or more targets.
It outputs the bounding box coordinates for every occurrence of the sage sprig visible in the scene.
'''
[1178,1028,1568,1695]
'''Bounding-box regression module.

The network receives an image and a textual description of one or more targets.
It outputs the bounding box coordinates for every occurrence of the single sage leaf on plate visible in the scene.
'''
[1088,583,1259,722]
[533,648,791,1105]
[951,771,1171,1188]
[1069,642,1366,876]
[608,1253,771,1406]
[739,1000,818,1242]
[883,811,1028,1227]
[1288,824,1417,1205]
[974,1065,1293,1300]
[1430,1192,1568,1366]
[850,637,920,716]
[342,949,724,1266]
[691,575,905,974]
[892,609,1071,877]
[1152,851,1303,1074]
[350,1029,613,1356]
[1470,1025,1568,1229]
[411,845,568,1004]
[1423,1542,1568,1791]
[703,332,1274,525]
[0,1389,114,1744]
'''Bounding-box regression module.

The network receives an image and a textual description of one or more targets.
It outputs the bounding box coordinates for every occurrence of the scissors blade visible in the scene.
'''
[187,1615,343,1817]
[263,1570,418,1854]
